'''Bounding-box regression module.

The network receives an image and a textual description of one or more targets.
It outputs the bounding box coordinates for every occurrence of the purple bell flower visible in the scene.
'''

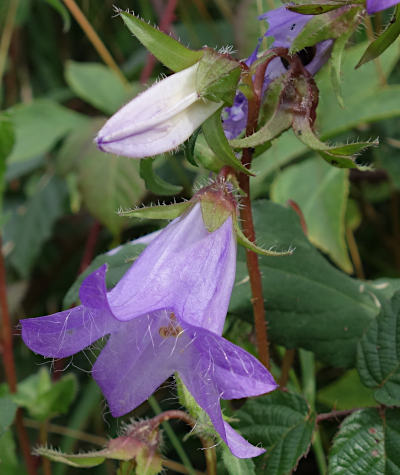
[223,6,332,140]
[367,0,399,13]
[20,201,277,458]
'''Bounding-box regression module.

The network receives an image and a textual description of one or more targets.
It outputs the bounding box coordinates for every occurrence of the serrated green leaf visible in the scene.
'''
[14,368,77,421]
[271,156,352,273]
[202,110,252,174]
[119,11,203,72]
[6,99,86,164]
[328,408,384,475]
[139,158,182,196]
[290,6,362,54]
[65,61,135,115]
[356,6,400,69]
[120,201,191,220]
[229,200,380,367]
[0,397,17,437]
[63,243,146,308]
[235,391,315,475]
[56,119,146,235]
[4,175,67,277]
[35,447,106,468]
[357,291,400,406]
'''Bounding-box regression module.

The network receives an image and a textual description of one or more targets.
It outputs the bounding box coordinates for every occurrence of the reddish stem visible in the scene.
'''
[316,409,358,423]
[0,237,37,475]
[237,62,270,369]
[140,0,179,84]
[79,220,101,273]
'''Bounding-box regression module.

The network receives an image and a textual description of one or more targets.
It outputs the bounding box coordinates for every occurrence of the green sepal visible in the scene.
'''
[140,157,182,196]
[288,2,350,15]
[293,115,377,168]
[119,201,192,220]
[200,196,232,232]
[229,76,291,149]
[330,29,353,108]
[290,6,362,54]
[118,10,203,72]
[183,127,201,167]
[196,48,241,105]
[193,134,226,172]
[356,6,400,69]
[233,215,294,257]
[202,109,253,175]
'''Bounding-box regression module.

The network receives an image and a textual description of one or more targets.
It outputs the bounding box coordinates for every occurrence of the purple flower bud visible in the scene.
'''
[21,196,277,458]
[95,64,221,158]
[223,6,332,140]
[367,0,399,13]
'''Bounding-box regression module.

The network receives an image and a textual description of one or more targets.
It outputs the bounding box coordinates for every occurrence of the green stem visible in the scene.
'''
[148,396,196,475]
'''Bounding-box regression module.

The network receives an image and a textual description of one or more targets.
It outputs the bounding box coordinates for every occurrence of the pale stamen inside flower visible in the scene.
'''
[159,312,184,338]
[100,92,199,144]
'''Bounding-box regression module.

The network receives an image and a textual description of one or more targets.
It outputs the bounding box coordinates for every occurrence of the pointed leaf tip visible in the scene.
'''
[118,11,203,72]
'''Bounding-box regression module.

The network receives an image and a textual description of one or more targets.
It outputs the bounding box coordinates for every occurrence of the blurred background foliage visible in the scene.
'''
[1,0,400,474]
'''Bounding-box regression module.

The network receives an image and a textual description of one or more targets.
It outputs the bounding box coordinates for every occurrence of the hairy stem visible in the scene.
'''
[316,408,358,423]
[62,0,129,87]
[0,237,37,475]
[238,62,270,368]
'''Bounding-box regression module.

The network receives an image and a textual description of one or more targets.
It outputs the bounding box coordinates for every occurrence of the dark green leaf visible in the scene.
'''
[139,158,182,196]
[328,408,384,475]
[0,115,14,227]
[119,10,203,72]
[230,200,379,367]
[65,61,135,115]
[0,397,17,437]
[235,391,315,475]
[357,291,400,406]
[385,408,400,474]
[356,6,400,69]
[220,444,256,475]
[288,2,349,14]
[0,430,20,475]
[63,242,146,307]
[4,175,67,277]
[42,0,70,31]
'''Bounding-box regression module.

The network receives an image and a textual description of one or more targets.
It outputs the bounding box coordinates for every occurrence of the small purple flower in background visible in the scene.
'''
[366,0,399,13]
[95,63,221,158]
[21,194,277,458]
[223,6,332,140]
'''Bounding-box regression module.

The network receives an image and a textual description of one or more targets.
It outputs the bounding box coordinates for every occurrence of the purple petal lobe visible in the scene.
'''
[92,311,178,417]
[21,266,119,358]
[367,0,399,13]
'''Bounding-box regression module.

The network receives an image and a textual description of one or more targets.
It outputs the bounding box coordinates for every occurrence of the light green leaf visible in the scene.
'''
[35,447,106,468]
[357,291,400,406]
[220,444,256,475]
[120,201,191,220]
[65,61,135,115]
[56,119,146,235]
[235,391,315,475]
[4,175,68,277]
[0,115,14,227]
[14,368,77,421]
[119,10,203,72]
[330,29,353,108]
[328,409,384,475]
[0,430,20,475]
[7,99,86,164]
[317,370,376,410]
[0,397,17,437]
[271,156,352,273]
[139,158,182,196]
[229,200,380,367]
